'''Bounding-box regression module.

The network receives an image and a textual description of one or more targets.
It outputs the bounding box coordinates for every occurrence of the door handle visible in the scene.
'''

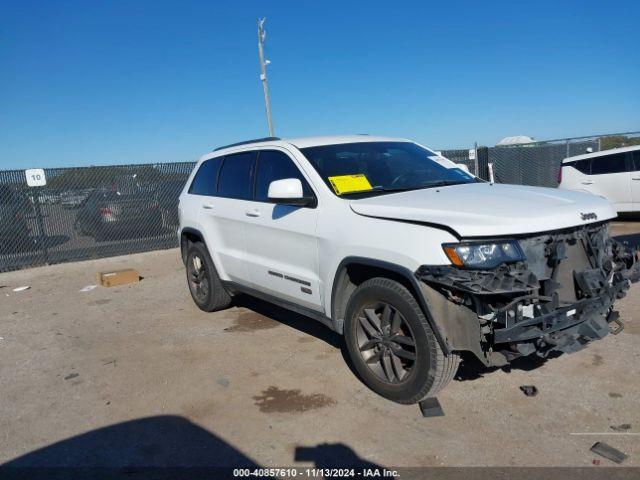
[581,181,595,185]
[632,178,640,181]
[202,203,214,210]
[245,209,261,217]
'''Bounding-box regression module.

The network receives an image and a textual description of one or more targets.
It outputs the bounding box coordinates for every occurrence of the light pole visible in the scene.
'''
[257,18,274,137]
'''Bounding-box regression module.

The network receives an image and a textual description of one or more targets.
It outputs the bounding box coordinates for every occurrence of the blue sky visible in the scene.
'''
[1,0,638,169]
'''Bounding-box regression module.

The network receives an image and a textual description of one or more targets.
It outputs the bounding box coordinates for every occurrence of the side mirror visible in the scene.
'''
[267,178,315,207]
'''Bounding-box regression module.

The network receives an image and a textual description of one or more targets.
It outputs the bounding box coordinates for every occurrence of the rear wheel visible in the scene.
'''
[186,242,232,312]
[344,277,459,404]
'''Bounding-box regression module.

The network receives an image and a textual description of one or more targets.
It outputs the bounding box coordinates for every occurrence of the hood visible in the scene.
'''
[349,183,617,238]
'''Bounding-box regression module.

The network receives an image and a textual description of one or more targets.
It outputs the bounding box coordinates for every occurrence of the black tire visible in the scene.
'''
[186,242,232,312]
[344,277,460,404]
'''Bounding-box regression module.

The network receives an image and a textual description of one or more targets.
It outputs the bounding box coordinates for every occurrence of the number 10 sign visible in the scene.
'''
[25,168,46,187]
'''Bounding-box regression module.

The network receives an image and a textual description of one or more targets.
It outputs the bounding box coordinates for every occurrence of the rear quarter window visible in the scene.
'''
[590,153,627,175]
[631,151,640,171]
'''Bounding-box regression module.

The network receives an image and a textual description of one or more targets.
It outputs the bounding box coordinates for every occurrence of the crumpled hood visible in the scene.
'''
[350,183,617,238]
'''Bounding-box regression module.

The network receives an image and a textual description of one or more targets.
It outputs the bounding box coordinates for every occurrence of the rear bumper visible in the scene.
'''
[416,222,639,366]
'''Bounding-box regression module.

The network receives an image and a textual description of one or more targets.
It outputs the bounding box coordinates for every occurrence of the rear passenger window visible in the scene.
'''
[255,150,313,202]
[189,157,223,196]
[217,152,256,200]
[590,153,627,175]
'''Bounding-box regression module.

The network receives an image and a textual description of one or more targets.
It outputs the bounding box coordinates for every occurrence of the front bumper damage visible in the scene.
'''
[416,222,640,366]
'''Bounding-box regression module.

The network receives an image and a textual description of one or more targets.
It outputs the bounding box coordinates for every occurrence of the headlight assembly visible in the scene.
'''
[442,240,525,269]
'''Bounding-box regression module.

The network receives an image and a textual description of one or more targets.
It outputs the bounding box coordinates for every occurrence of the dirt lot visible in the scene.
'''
[1,222,639,469]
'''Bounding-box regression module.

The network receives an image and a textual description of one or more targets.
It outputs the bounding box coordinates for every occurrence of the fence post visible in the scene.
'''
[473,142,479,177]
[32,191,49,265]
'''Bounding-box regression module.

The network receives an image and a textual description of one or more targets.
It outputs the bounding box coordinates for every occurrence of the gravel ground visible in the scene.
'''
[0,222,639,469]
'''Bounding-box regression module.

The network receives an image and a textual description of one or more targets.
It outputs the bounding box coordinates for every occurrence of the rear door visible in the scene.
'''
[198,151,256,284]
[583,152,631,212]
[630,150,640,211]
[243,149,322,310]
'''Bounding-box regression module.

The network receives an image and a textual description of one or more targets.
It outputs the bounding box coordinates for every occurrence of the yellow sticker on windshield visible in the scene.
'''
[328,174,373,195]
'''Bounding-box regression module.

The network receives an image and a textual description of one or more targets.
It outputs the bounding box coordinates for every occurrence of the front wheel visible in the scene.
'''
[344,277,459,404]
[186,242,232,312]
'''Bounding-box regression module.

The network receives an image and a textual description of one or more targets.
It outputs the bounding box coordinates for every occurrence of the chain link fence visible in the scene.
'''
[0,162,194,272]
[443,131,640,185]
[1,131,639,272]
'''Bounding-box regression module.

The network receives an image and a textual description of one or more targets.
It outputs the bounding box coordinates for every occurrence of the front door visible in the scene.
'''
[243,149,322,311]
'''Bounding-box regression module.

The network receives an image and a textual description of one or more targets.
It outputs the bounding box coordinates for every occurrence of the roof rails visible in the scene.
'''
[214,137,281,151]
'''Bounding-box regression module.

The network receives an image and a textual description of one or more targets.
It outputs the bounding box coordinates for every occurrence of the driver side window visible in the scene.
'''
[254,150,313,202]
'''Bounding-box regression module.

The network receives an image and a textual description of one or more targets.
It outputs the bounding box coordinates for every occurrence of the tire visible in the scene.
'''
[344,277,460,404]
[186,242,232,312]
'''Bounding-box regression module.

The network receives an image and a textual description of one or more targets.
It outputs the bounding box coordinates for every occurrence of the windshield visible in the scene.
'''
[299,141,477,198]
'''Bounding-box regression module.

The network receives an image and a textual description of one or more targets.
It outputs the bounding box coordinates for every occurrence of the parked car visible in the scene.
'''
[74,191,163,242]
[60,190,88,209]
[558,145,640,213]
[155,180,187,229]
[0,185,33,252]
[178,135,639,404]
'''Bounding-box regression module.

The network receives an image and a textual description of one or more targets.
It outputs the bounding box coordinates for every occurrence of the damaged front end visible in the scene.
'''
[416,222,640,367]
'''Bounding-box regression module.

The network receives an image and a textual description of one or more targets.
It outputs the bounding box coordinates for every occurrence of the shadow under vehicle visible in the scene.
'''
[74,190,164,242]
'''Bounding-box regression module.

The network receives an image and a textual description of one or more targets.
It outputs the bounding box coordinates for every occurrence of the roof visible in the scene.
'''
[496,135,534,146]
[562,144,640,163]
[206,134,412,157]
[283,134,408,149]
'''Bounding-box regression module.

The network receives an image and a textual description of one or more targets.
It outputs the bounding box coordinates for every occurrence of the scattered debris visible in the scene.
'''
[216,377,230,387]
[0,336,4,341]
[590,442,628,464]
[64,373,79,380]
[519,385,539,397]
[97,269,140,287]
[610,424,632,432]
[79,285,98,292]
[592,459,601,466]
[12,286,31,292]
[609,392,623,398]
[103,359,116,367]
[419,397,445,418]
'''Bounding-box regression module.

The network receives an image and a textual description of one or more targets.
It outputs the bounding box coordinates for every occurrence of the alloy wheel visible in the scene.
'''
[187,254,210,303]
[355,302,417,384]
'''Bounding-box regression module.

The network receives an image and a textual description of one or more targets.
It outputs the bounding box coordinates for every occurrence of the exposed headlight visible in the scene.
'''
[442,240,525,269]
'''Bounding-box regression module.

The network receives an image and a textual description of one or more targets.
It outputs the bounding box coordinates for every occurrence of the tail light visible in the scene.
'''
[98,206,116,222]
[557,165,563,184]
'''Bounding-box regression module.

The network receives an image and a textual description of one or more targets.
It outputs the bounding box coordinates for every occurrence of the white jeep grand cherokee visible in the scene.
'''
[178,135,639,404]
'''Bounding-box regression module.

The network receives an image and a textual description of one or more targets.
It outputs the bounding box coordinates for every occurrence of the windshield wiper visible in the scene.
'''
[340,181,468,198]
[419,180,468,188]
